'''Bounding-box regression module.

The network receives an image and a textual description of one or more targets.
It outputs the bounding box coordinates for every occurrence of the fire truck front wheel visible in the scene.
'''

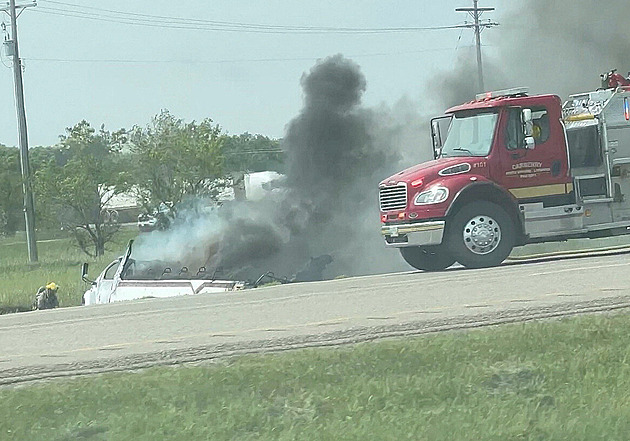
[399,246,456,271]
[446,201,515,268]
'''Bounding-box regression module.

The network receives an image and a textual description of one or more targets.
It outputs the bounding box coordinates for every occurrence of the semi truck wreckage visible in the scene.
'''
[379,71,630,270]
[81,241,246,305]
[81,241,334,305]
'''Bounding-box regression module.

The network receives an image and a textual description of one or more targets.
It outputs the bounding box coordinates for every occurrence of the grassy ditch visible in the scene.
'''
[0,228,138,313]
[2,312,630,440]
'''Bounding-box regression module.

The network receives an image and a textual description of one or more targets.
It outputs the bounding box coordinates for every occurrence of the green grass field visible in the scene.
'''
[2,312,630,440]
[0,228,138,313]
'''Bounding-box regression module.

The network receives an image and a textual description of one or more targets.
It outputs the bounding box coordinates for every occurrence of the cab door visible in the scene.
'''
[492,99,573,206]
[96,259,120,303]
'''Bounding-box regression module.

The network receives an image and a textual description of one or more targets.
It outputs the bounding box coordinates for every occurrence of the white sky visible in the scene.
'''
[0,0,514,147]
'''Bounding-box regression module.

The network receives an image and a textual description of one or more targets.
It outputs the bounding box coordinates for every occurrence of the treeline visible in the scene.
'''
[0,110,283,256]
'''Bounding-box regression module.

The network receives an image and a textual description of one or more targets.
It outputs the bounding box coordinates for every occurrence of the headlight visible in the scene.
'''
[414,186,449,205]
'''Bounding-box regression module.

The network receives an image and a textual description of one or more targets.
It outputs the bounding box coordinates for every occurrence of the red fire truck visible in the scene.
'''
[379,80,630,270]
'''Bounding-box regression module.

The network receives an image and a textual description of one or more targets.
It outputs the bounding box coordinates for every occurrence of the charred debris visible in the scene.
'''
[120,255,334,290]
[121,233,335,288]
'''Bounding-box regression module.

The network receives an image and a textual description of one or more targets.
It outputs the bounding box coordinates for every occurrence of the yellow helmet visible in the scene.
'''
[46,282,58,291]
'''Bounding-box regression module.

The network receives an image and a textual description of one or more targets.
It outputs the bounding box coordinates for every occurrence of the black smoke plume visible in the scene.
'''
[134,54,410,281]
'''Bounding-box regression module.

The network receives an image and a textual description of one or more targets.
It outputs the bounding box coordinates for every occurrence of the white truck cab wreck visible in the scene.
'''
[81,241,245,305]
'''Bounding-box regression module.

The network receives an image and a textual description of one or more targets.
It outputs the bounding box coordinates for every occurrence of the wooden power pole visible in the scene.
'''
[456,0,497,93]
[4,0,38,262]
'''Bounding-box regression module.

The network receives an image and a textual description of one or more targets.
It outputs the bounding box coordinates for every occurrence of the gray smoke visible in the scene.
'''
[430,0,630,109]
[430,53,506,109]
[497,0,630,97]
[134,54,411,282]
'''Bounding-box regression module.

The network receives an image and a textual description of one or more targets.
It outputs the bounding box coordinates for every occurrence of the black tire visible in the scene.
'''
[445,201,515,268]
[399,246,456,271]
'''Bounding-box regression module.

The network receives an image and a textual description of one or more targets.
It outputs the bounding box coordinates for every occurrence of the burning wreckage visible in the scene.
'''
[81,241,333,305]
[82,54,407,305]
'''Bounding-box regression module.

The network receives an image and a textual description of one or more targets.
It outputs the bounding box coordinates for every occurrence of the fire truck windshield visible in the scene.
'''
[440,111,498,157]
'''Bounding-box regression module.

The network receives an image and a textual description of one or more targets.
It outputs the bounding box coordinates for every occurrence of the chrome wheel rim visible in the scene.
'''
[462,215,501,255]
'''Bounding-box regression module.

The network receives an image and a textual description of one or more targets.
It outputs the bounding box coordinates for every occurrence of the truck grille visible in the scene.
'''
[379,183,407,212]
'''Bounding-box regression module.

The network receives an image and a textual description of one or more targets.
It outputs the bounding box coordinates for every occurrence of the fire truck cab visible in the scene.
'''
[379,84,630,270]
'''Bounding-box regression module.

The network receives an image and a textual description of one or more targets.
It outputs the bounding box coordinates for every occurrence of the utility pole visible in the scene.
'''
[456,0,497,93]
[3,0,38,262]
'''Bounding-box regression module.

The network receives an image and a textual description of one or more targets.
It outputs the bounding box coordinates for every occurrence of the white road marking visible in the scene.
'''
[529,262,630,277]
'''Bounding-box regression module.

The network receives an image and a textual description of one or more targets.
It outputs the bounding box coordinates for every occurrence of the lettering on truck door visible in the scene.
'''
[493,100,573,206]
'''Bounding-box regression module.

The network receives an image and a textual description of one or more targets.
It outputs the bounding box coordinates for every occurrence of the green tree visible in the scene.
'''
[129,110,224,214]
[35,121,130,257]
[0,145,23,236]
[222,133,284,174]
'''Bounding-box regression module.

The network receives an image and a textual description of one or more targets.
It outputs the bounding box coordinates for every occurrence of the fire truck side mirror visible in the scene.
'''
[431,120,442,158]
[431,116,451,159]
[431,121,439,142]
[522,108,533,137]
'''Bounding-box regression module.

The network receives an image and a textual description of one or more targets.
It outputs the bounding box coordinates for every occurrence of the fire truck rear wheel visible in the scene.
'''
[399,246,456,271]
[446,201,515,268]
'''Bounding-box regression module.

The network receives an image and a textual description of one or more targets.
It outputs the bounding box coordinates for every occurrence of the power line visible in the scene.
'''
[41,0,431,31]
[35,1,469,34]
[22,47,467,65]
[33,7,463,34]
[43,0,297,29]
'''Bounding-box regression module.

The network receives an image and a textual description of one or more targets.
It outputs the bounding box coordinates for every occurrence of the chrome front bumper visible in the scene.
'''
[381,220,445,248]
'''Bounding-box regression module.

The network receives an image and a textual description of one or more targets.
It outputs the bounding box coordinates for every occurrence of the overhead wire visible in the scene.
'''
[35,1,468,34]
[16,3,496,78]
[454,25,465,51]
[22,47,466,65]
[40,0,444,31]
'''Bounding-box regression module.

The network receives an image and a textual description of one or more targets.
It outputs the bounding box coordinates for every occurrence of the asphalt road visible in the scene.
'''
[2,252,630,386]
